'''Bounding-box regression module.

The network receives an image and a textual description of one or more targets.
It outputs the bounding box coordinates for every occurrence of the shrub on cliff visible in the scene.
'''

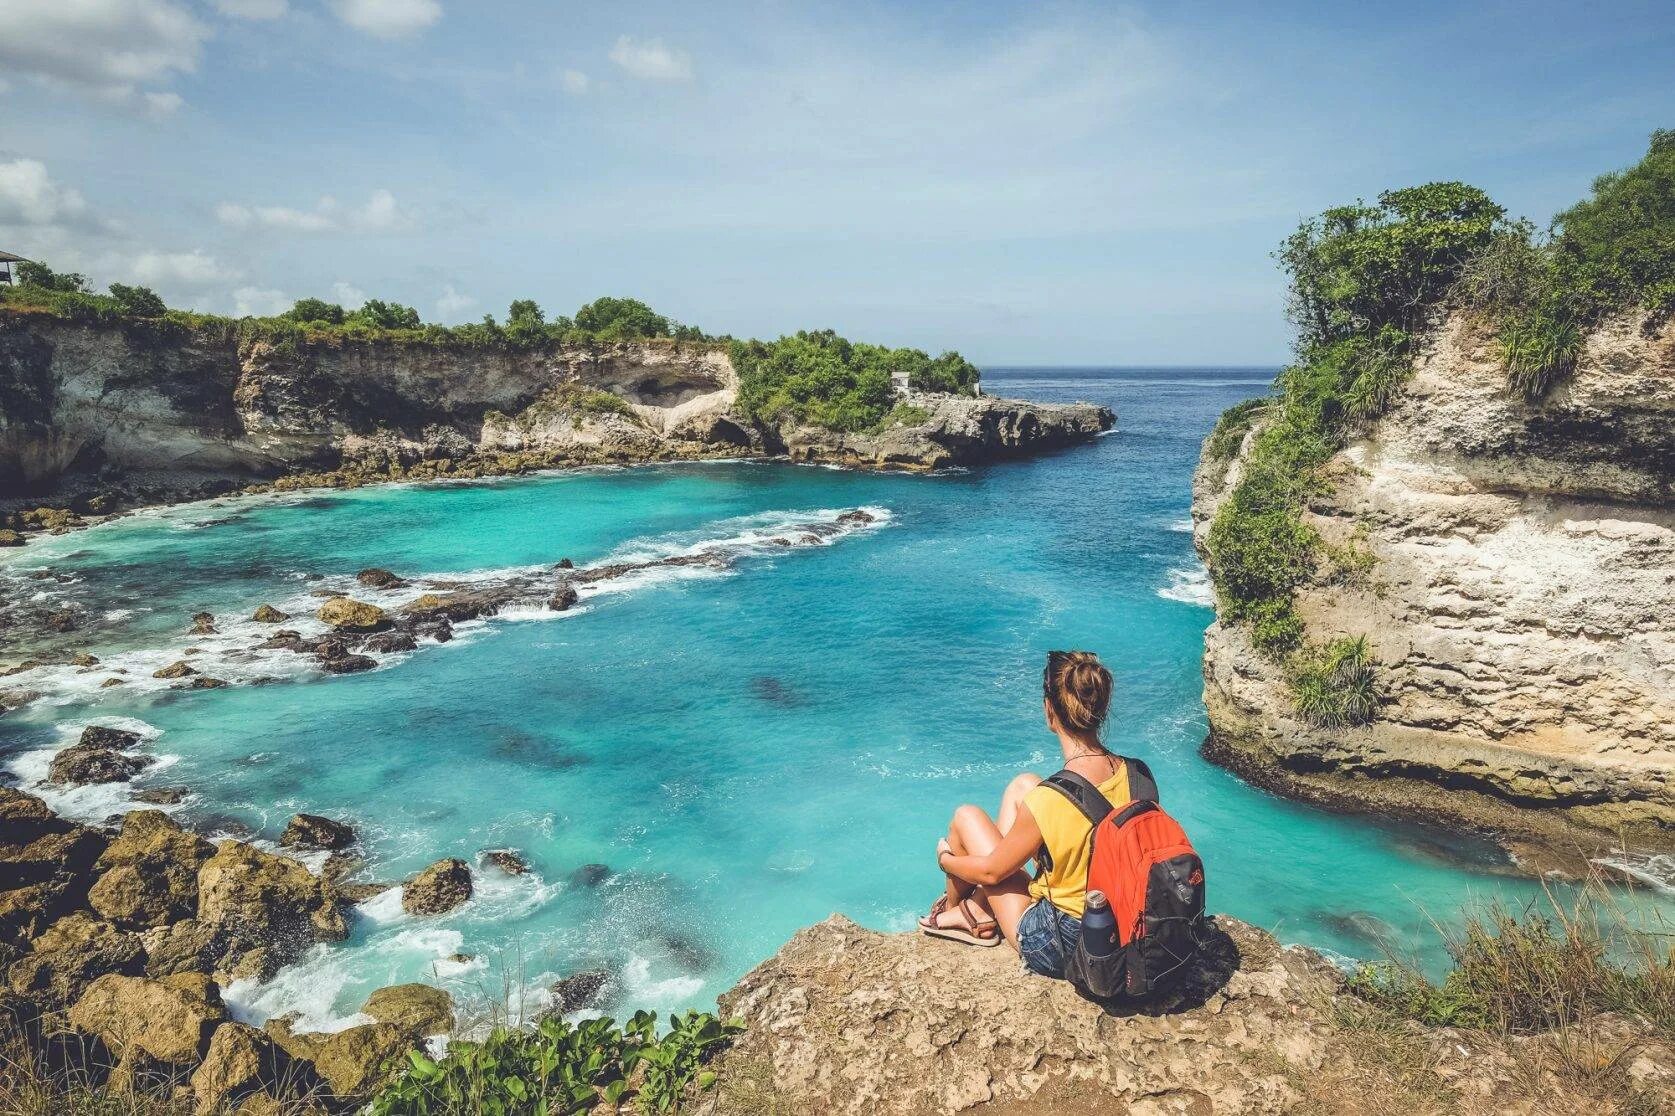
[283,297,347,325]
[734,329,980,431]
[107,283,167,318]
[368,1010,741,1115]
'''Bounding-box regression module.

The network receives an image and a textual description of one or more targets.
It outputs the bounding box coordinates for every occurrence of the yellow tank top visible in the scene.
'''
[1024,763,1130,918]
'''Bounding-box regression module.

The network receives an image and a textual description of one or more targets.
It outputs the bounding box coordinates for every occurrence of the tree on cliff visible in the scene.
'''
[15,260,88,293]
[284,298,347,325]
[107,283,166,317]
[348,299,423,330]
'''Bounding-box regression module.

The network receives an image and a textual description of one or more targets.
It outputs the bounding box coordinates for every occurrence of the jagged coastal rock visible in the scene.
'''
[1194,312,1674,858]
[0,786,457,1110]
[0,312,1112,510]
[699,914,1672,1114]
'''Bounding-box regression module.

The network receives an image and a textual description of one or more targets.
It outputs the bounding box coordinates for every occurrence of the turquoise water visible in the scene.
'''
[0,368,1635,1030]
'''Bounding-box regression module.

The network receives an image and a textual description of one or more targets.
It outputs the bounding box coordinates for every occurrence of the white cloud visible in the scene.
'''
[0,158,96,229]
[0,0,208,106]
[331,280,366,308]
[608,36,693,83]
[331,0,440,39]
[233,285,289,316]
[211,0,287,18]
[143,91,184,116]
[125,249,235,286]
[216,190,412,234]
[560,69,590,95]
[435,285,475,318]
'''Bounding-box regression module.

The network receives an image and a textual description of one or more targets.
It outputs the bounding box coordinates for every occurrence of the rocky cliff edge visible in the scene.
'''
[1194,312,1674,865]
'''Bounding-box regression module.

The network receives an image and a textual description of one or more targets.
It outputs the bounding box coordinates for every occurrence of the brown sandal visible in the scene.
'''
[918,897,1002,947]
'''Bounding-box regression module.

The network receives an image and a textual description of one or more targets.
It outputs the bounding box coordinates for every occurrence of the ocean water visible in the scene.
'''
[2,367,1662,1031]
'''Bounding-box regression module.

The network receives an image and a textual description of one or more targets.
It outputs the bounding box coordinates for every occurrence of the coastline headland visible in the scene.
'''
[0,309,1112,532]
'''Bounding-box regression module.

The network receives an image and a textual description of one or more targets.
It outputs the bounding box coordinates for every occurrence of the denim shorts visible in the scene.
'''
[1017,899,1081,979]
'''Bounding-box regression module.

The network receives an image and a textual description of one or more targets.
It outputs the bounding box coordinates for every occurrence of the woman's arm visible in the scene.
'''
[938,805,1042,887]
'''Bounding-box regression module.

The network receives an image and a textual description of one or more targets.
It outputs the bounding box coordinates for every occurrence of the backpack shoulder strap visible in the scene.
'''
[1042,770,1115,828]
[1119,756,1159,803]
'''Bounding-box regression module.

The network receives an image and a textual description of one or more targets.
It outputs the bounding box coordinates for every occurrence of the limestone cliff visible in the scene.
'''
[698,914,1672,1114]
[0,311,1112,510]
[1194,312,1674,857]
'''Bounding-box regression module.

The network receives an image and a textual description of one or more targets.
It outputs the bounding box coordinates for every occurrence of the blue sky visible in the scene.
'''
[0,1,1670,363]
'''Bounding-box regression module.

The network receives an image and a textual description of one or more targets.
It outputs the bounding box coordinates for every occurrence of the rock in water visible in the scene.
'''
[316,597,389,632]
[47,743,154,785]
[195,841,348,979]
[359,631,418,653]
[78,725,141,750]
[361,983,454,1035]
[251,604,289,623]
[548,585,580,611]
[547,970,610,1015]
[153,660,197,679]
[481,849,529,875]
[0,530,24,547]
[401,858,472,916]
[280,813,356,851]
[567,863,612,888]
[356,568,406,589]
[190,611,217,635]
[321,654,378,675]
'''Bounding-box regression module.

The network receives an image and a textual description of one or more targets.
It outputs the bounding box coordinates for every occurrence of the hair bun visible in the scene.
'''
[1044,651,1113,736]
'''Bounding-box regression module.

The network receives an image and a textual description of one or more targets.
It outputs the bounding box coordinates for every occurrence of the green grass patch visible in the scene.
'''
[1287,635,1378,727]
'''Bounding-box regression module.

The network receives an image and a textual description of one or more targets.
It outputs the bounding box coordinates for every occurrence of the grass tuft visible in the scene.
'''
[1288,636,1378,727]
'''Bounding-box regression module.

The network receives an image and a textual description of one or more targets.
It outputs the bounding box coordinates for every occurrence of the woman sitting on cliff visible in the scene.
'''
[920,650,1129,978]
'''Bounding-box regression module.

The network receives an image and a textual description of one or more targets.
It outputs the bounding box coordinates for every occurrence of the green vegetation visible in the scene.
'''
[1348,889,1673,1040]
[732,330,980,432]
[0,279,712,355]
[1455,130,1675,400]
[1287,635,1377,728]
[369,1010,741,1115]
[1207,132,1674,715]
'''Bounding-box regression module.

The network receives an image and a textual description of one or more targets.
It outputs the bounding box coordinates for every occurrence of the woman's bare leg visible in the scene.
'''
[939,803,1038,949]
[938,771,1037,913]
[998,772,1041,835]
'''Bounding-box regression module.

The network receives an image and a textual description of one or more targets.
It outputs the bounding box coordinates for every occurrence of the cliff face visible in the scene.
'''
[0,312,1113,505]
[1195,313,1674,847]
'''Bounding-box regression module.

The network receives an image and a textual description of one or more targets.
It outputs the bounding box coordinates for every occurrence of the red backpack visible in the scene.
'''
[1042,757,1207,1000]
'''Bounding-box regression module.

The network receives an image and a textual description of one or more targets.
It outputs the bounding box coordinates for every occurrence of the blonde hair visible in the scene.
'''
[1043,650,1112,737]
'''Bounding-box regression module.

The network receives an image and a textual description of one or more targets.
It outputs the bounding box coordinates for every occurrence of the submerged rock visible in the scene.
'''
[567,863,612,888]
[280,813,355,851]
[401,858,472,916]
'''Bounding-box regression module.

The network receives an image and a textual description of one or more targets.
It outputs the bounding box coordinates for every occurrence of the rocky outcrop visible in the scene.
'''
[401,857,472,916]
[0,789,459,1110]
[700,914,1674,1115]
[0,311,1111,512]
[765,390,1114,470]
[1195,312,1674,854]
[281,813,355,851]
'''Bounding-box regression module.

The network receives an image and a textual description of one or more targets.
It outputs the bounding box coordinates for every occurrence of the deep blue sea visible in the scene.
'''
[0,367,1644,1031]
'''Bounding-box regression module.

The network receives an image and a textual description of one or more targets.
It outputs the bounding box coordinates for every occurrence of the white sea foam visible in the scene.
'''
[1593,852,1675,894]
[619,954,705,1005]
[1167,517,1194,533]
[1157,565,1214,607]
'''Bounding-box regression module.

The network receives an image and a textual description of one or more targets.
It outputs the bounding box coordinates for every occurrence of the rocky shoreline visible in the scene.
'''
[0,779,518,1110]
[0,310,1113,538]
[1193,311,1675,877]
